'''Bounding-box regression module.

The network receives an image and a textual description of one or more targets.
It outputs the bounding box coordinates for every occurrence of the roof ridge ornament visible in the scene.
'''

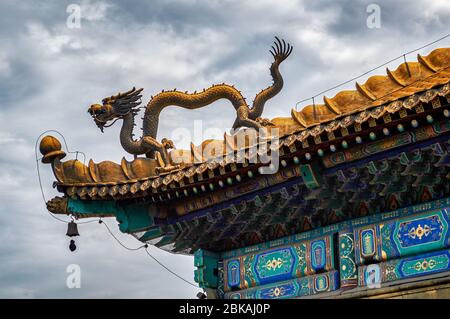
[87,37,293,172]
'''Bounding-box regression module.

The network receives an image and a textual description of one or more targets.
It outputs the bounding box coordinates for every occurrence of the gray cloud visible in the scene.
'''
[0,0,449,298]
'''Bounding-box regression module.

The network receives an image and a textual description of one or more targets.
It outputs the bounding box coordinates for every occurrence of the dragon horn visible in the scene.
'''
[282,39,287,54]
[269,48,275,58]
[122,87,137,96]
[275,36,283,54]
[128,88,144,99]
[287,44,293,57]
[274,38,281,54]
[271,45,277,55]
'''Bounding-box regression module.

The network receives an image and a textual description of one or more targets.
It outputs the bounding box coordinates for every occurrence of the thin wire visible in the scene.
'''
[101,220,199,287]
[35,129,90,223]
[36,130,87,165]
[145,247,199,288]
[295,33,450,108]
[35,156,68,223]
[77,218,101,224]
[100,220,147,251]
[404,33,450,55]
[36,152,99,225]
[35,132,69,223]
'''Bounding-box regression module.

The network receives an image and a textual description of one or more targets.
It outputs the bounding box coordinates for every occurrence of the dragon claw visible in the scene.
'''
[256,117,275,127]
[155,163,183,174]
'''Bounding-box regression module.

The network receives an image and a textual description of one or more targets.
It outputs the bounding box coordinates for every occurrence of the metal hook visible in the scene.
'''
[403,54,411,77]
[312,96,317,122]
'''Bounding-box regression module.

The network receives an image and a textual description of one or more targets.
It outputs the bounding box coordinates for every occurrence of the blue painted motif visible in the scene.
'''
[227,259,240,288]
[257,281,299,299]
[311,239,326,271]
[394,213,446,255]
[354,208,450,265]
[224,271,339,299]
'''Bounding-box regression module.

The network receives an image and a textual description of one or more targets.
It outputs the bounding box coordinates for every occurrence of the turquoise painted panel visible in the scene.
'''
[338,230,358,289]
[67,199,156,234]
[194,249,220,289]
[115,202,154,233]
[224,271,339,299]
[255,248,295,282]
[358,248,450,286]
[223,234,335,292]
[67,198,117,215]
[354,207,450,265]
[299,164,321,189]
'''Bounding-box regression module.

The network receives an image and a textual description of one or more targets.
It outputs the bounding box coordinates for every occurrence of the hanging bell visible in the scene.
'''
[66,221,80,237]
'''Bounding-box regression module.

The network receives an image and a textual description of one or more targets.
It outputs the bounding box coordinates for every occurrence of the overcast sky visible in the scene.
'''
[0,0,449,298]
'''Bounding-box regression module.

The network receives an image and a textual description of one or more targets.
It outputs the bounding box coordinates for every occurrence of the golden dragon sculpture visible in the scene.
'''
[88,37,293,169]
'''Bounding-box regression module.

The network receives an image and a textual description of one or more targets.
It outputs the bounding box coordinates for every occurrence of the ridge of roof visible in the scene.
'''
[40,47,450,195]
[290,47,450,128]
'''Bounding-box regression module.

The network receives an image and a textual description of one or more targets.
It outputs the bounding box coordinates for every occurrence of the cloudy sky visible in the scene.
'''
[0,0,449,298]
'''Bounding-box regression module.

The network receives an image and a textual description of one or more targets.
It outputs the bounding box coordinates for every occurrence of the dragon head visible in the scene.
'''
[88,87,143,132]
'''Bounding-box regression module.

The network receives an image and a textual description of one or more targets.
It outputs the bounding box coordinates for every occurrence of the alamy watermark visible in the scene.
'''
[66,4,81,29]
[366,264,381,289]
[66,264,81,289]
[366,4,381,29]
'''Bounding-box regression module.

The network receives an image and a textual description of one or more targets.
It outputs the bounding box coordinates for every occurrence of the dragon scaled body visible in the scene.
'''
[88,37,293,169]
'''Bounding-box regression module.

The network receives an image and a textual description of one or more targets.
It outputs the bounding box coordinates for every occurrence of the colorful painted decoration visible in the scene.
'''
[322,120,450,168]
[217,200,450,297]
[227,259,241,288]
[338,231,358,289]
[224,271,339,299]
[358,249,450,287]
[223,234,335,291]
[354,208,450,265]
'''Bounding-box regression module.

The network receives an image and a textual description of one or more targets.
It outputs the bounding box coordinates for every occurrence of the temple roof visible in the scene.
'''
[41,47,450,196]
[40,46,450,253]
